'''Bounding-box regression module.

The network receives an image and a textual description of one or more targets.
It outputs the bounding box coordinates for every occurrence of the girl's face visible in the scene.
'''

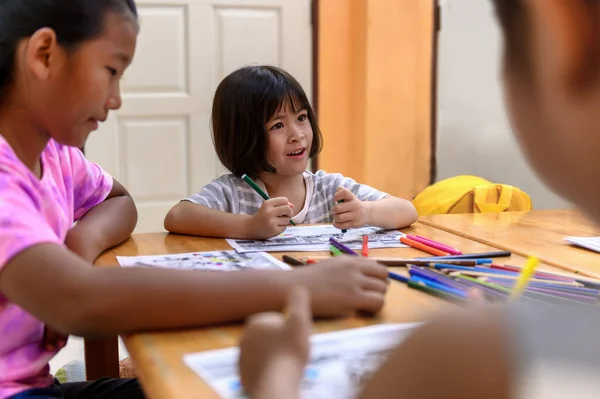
[264,99,313,177]
[501,0,600,220]
[28,11,137,148]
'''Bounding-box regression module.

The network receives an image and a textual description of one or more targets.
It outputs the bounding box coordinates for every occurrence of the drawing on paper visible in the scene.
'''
[116,250,290,272]
[183,323,422,399]
[226,225,406,253]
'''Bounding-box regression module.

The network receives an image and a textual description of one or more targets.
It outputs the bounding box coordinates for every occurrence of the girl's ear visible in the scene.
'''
[24,28,61,82]
[525,0,600,90]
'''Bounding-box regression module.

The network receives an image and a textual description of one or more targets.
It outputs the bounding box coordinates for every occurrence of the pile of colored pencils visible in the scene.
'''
[389,258,600,305]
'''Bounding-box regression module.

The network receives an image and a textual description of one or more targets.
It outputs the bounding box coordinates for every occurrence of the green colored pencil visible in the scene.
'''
[242,174,296,226]
[330,245,344,256]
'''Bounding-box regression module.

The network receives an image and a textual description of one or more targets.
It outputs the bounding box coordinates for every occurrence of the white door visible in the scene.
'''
[85,0,313,233]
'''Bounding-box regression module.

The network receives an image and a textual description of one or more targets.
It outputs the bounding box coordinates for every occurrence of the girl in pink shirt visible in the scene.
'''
[0,1,389,397]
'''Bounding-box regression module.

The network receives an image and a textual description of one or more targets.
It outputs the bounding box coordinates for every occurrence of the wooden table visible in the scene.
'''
[94,222,548,399]
[419,209,600,277]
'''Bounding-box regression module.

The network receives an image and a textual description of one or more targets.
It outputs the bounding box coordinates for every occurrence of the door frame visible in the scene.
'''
[311,0,320,171]
[310,0,439,185]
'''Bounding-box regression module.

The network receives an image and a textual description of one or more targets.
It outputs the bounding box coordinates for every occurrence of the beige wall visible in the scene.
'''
[436,0,570,209]
[318,0,434,199]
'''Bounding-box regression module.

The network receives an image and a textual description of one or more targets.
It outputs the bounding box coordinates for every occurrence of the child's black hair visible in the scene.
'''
[211,65,323,178]
[0,0,138,96]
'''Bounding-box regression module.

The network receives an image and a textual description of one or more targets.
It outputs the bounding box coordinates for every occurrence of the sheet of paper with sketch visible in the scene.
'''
[226,225,408,253]
[116,250,290,272]
[182,323,422,399]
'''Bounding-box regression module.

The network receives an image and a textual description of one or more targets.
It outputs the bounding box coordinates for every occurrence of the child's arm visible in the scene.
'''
[0,244,387,337]
[363,196,418,229]
[65,179,137,262]
[333,187,418,230]
[164,201,254,238]
[239,288,310,399]
[164,198,293,239]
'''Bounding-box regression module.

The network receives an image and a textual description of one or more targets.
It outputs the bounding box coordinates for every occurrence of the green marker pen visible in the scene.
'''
[242,174,296,226]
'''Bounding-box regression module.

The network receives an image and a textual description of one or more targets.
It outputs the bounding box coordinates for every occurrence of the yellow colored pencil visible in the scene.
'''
[509,256,540,300]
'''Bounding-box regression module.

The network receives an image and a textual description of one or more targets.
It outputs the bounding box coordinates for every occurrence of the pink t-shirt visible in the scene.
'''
[0,136,113,398]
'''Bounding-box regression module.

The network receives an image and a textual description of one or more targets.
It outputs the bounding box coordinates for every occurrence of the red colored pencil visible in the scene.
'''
[400,236,450,257]
[362,235,369,257]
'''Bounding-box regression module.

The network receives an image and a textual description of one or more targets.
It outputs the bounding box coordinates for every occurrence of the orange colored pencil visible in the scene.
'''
[400,236,450,257]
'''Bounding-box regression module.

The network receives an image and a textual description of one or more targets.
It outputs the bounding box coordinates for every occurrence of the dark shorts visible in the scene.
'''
[8,378,144,399]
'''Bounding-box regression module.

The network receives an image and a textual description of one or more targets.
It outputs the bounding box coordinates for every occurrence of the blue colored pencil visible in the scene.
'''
[410,276,468,298]
[409,267,469,292]
[419,251,511,260]
[388,271,409,283]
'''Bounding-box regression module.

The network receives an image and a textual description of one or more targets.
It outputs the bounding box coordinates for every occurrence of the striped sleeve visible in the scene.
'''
[185,175,237,213]
[316,170,389,202]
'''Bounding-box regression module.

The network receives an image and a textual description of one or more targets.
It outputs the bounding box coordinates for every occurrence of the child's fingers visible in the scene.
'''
[333,220,355,230]
[274,205,293,218]
[266,197,290,207]
[332,201,353,215]
[333,210,353,224]
[334,187,352,202]
[285,286,312,330]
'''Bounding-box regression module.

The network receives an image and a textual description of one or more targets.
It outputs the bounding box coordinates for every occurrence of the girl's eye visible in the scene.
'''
[107,67,118,76]
[298,114,308,122]
[270,122,284,130]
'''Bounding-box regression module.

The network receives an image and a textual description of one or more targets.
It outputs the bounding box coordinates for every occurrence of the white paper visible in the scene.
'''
[183,323,422,399]
[117,250,290,271]
[564,236,600,254]
[226,225,407,253]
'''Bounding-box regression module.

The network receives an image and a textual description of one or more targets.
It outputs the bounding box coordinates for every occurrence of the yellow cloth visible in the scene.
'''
[413,175,532,215]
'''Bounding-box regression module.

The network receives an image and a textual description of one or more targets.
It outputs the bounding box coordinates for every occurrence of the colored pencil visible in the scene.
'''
[436,265,519,275]
[408,267,470,292]
[418,251,512,260]
[469,274,583,287]
[301,256,478,266]
[329,237,358,256]
[336,199,347,233]
[406,235,462,255]
[510,256,540,300]
[388,271,409,283]
[505,267,600,288]
[388,271,465,302]
[461,274,585,305]
[241,174,296,226]
[487,279,600,297]
[407,279,466,303]
[450,278,509,301]
[329,245,343,256]
[282,255,306,266]
[490,264,575,282]
[362,235,369,257]
[410,276,468,298]
[400,236,450,257]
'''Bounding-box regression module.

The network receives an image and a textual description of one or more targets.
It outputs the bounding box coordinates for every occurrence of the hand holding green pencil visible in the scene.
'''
[242,174,297,239]
[333,187,369,233]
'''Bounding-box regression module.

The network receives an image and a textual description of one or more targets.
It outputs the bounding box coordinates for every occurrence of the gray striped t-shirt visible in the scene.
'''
[184,170,388,224]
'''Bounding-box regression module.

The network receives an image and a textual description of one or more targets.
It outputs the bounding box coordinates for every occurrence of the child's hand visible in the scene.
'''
[239,287,311,395]
[251,198,294,239]
[333,187,369,229]
[296,257,388,316]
